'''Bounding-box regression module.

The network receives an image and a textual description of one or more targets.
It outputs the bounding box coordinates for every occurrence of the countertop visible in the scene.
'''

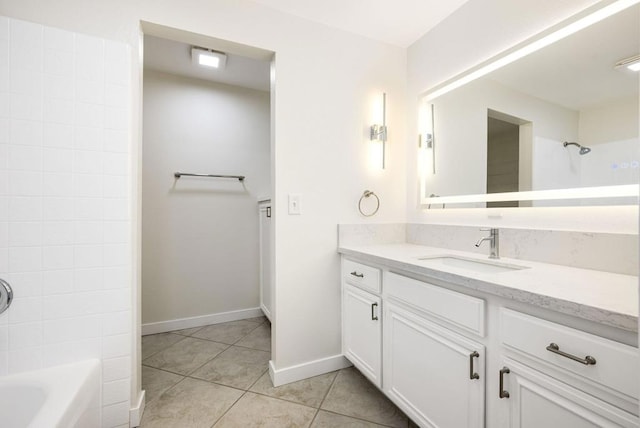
[338,243,638,332]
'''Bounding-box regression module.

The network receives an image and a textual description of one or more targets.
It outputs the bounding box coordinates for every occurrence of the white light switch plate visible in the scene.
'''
[288,194,301,215]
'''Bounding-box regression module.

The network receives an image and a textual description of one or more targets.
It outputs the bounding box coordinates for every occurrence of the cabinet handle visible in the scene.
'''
[499,367,510,398]
[266,206,271,218]
[546,343,596,365]
[350,271,364,278]
[371,302,379,321]
[469,351,480,380]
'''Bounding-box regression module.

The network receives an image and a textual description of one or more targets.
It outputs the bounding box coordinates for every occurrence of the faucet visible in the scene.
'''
[475,228,499,259]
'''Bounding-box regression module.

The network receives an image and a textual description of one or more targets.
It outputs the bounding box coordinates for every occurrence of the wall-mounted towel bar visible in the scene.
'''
[174,172,245,181]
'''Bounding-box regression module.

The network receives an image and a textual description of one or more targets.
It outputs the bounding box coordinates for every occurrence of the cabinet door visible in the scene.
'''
[258,203,272,321]
[498,358,638,428]
[384,302,485,428]
[343,284,382,387]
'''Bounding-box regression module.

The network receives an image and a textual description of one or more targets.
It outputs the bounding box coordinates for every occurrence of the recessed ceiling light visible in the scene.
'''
[191,47,227,70]
[614,54,640,72]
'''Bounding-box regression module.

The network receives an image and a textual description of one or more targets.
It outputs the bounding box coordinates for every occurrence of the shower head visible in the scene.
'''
[563,141,591,155]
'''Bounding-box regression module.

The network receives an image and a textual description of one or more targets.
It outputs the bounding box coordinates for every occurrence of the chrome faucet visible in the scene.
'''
[475,228,499,259]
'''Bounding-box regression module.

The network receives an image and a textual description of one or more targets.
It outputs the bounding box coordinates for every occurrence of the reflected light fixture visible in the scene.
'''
[191,46,227,69]
[370,92,388,168]
[614,54,640,71]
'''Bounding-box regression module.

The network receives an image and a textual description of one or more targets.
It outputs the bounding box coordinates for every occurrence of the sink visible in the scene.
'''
[416,255,529,274]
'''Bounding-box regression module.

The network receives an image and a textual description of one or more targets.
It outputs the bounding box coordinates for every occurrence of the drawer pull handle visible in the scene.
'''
[350,271,364,278]
[371,302,379,321]
[546,343,597,366]
[499,367,510,399]
[469,351,480,380]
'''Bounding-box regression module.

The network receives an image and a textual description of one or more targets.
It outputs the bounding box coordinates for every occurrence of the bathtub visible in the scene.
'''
[0,359,101,428]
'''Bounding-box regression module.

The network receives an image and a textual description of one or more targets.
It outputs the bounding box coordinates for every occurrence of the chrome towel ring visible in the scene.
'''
[0,278,13,315]
[358,190,380,217]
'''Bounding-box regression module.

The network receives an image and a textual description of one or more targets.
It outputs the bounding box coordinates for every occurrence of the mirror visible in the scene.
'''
[420,1,639,207]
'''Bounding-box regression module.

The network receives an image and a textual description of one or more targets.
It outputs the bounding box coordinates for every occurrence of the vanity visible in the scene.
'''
[339,232,638,428]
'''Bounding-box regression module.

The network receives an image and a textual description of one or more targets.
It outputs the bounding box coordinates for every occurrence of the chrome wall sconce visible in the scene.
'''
[370,92,388,169]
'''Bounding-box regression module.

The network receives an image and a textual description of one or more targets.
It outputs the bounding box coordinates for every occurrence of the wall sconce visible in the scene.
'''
[418,101,435,174]
[370,92,388,169]
[191,46,227,69]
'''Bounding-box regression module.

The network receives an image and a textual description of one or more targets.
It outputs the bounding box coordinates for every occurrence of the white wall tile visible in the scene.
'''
[43,123,72,148]
[8,346,41,373]
[103,153,128,176]
[105,41,129,86]
[10,70,42,96]
[103,222,129,244]
[8,246,41,272]
[7,271,42,297]
[0,118,8,142]
[43,147,73,172]
[103,175,127,198]
[43,315,101,344]
[101,289,130,312]
[9,20,43,73]
[11,119,43,146]
[9,322,42,349]
[44,27,74,52]
[102,401,129,428]
[74,244,103,268]
[43,172,73,197]
[44,98,74,124]
[0,324,7,350]
[10,93,42,121]
[0,171,6,195]
[9,196,42,221]
[103,267,129,290]
[0,351,8,376]
[103,378,130,406]
[102,310,129,336]
[44,48,74,76]
[74,126,103,151]
[0,92,8,117]
[0,17,8,40]
[103,244,129,267]
[0,196,7,221]
[103,198,128,220]
[102,356,130,382]
[74,198,103,220]
[77,79,104,105]
[8,222,41,246]
[44,74,74,100]
[103,129,128,153]
[8,297,41,324]
[74,267,103,291]
[73,150,103,174]
[42,221,73,246]
[0,67,8,93]
[8,145,42,171]
[104,84,128,108]
[74,221,103,244]
[102,333,129,359]
[0,221,6,247]
[42,197,72,221]
[8,171,42,196]
[42,269,73,295]
[0,143,7,167]
[75,103,103,128]
[0,248,7,273]
[73,174,103,197]
[42,245,73,270]
[104,106,127,130]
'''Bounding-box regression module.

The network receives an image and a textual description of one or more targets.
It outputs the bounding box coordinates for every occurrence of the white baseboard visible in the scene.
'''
[129,390,145,428]
[141,307,264,336]
[269,354,352,387]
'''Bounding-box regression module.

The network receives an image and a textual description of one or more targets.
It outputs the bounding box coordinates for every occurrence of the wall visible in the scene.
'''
[0,16,133,427]
[141,70,269,328]
[0,0,407,420]
[406,0,638,233]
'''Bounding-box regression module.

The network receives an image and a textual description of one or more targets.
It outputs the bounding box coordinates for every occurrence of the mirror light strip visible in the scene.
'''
[423,185,639,205]
[424,0,640,101]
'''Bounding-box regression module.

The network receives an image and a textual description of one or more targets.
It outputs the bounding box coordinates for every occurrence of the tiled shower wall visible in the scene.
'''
[0,17,132,427]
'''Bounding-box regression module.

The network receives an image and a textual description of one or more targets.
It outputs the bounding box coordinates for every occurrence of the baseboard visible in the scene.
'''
[269,354,352,387]
[141,307,264,335]
[129,390,145,428]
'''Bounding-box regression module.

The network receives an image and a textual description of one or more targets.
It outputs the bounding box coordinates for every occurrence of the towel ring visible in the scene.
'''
[358,190,380,217]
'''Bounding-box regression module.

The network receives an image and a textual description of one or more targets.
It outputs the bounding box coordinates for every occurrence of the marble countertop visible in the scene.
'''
[338,243,638,332]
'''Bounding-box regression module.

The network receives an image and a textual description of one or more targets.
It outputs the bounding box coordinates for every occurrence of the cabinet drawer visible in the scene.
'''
[343,259,381,294]
[386,272,485,336]
[500,308,638,401]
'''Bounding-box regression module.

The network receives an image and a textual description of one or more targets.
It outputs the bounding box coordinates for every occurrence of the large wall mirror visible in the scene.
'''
[419,1,639,208]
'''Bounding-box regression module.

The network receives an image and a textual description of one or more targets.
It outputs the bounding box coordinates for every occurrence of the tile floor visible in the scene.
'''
[141,317,417,427]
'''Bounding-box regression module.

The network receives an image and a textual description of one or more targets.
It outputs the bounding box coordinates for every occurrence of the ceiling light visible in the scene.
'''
[615,54,640,71]
[191,47,227,69]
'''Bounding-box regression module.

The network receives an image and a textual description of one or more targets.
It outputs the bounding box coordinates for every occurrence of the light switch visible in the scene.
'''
[288,194,301,215]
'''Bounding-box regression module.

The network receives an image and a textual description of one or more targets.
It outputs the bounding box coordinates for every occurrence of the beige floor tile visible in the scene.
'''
[250,371,337,408]
[235,322,271,351]
[140,377,243,428]
[214,392,316,428]
[172,326,203,336]
[245,316,268,324]
[190,345,270,390]
[192,320,262,345]
[321,368,408,428]
[143,337,229,375]
[142,365,184,403]
[311,411,389,427]
[141,333,185,360]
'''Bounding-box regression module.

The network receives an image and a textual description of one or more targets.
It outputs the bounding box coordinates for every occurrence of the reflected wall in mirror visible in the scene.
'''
[420,1,639,208]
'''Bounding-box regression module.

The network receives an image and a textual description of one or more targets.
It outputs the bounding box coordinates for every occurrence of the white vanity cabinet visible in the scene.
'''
[342,260,382,387]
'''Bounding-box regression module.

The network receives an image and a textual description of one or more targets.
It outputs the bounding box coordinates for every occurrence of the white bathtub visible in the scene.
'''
[0,359,101,428]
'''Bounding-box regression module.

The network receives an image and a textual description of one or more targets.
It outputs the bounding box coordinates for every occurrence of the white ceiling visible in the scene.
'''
[251,0,471,47]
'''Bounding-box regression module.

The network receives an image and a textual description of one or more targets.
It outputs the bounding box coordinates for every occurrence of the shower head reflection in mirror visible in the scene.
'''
[563,141,592,155]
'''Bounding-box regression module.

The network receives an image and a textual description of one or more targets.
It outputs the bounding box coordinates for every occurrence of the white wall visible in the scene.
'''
[407,0,638,234]
[142,70,269,326]
[0,0,407,417]
[0,16,133,427]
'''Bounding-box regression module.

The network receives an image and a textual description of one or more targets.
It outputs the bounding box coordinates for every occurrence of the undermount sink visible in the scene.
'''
[416,255,529,274]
